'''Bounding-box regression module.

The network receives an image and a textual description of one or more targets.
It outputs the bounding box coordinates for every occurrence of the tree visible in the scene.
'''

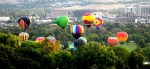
[128,49,145,69]
[131,34,146,48]
[42,50,72,69]
[73,42,117,69]
[142,44,150,61]
[42,38,61,53]
[0,33,20,48]
[110,46,130,69]
[0,44,15,69]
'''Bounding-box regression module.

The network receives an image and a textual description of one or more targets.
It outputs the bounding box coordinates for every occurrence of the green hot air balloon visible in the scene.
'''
[55,15,69,29]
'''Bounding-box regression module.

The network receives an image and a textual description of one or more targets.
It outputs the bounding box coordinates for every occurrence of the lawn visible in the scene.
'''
[119,42,138,52]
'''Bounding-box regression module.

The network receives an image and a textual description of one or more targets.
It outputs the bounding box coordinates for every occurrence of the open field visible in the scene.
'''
[120,42,138,52]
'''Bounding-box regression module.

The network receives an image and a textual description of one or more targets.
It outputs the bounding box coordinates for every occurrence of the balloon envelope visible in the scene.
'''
[68,43,76,50]
[18,17,31,31]
[19,32,29,41]
[55,15,69,29]
[107,37,118,46]
[93,17,104,27]
[78,37,87,43]
[74,39,85,48]
[49,36,56,43]
[82,13,95,28]
[35,37,45,42]
[71,25,84,39]
[116,32,128,43]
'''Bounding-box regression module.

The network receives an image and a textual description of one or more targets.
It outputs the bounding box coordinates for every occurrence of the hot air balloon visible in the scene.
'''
[55,15,69,29]
[48,36,56,43]
[18,16,31,31]
[68,43,76,50]
[74,39,85,48]
[35,37,45,42]
[82,13,95,28]
[78,37,87,43]
[19,32,29,41]
[71,25,84,39]
[116,32,128,44]
[107,37,118,46]
[93,17,104,29]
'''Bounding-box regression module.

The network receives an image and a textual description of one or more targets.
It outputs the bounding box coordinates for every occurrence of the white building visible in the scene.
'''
[124,6,136,14]
[0,17,10,21]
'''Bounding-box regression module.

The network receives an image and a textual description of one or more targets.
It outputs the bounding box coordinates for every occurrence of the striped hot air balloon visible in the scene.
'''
[116,32,128,43]
[107,37,118,46]
[18,16,31,31]
[82,13,95,28]
[71,24,84,39]
[19,32,29,41]
[35,37,45,42]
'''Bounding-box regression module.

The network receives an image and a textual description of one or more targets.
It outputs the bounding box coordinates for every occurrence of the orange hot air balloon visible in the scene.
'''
[19,32,29,41]
[116,32,128,43]
[107,37,118,46]
[35,37,45,42]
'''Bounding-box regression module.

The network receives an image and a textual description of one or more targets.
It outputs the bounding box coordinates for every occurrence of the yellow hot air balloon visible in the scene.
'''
[19,32,29,41]
[82,13,95,28]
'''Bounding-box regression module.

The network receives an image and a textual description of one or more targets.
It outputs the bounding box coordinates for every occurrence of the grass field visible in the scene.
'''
[119,42,138,52]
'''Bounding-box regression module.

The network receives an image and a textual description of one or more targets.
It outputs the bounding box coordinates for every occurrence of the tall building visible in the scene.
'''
[116,6,136,23]
[136,4,150,17]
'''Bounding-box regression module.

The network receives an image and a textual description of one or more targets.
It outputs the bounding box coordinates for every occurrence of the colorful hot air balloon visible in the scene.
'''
[35,37,45,42]
[48,36,56,43]
[55,15,69,29]
[18,16,31,31]
[107,37,118,46]
[68,43,76,50]
[82,13,95,28]
[78,37,87,43]
[19,32,29,41]
[93,17,104,29]
[116,32,128,43]
[71,25,84,39]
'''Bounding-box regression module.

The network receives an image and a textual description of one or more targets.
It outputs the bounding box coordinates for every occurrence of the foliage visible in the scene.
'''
[0,22,150,68]
[142,44,150,61]
[128,49,145,69]
[0,33,20,48]
[73,42,117,69]
[110,46,130,69]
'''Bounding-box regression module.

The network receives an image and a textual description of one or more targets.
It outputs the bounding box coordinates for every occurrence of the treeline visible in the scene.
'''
[0,22,150,68]
[0,32,148,69]
[1,22,150,48]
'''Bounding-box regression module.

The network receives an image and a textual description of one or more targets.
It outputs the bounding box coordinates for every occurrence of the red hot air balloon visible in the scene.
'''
[18,16,31,31]
[107,37,118,46]
[116,32,128,43]
[35,37,45,42]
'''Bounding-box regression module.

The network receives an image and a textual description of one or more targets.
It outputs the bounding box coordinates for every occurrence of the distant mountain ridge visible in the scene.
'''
[0,0,134,3]
[0,0,145,10]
